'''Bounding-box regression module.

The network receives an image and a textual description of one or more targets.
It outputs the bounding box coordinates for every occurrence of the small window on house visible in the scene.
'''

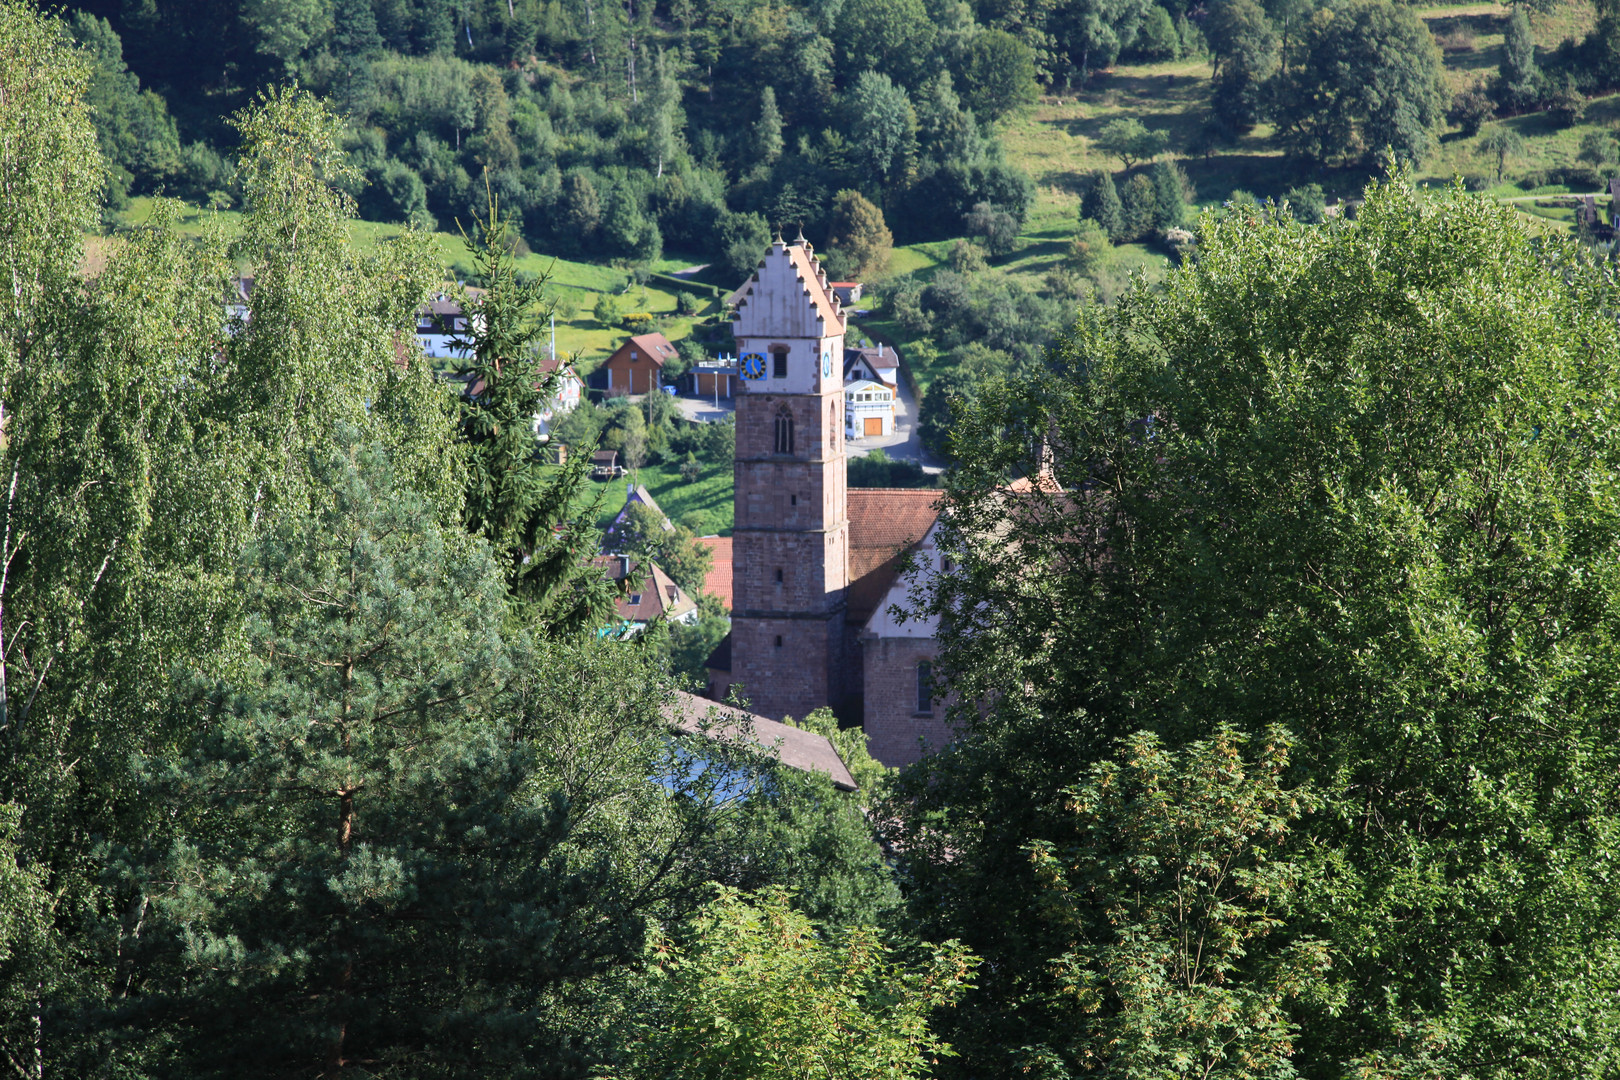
[775,635,784,648]
[630,351,638,360]
[774,406,795,455]
[629,593,642,605]
[772,346,789,378]
[917,661,934,715]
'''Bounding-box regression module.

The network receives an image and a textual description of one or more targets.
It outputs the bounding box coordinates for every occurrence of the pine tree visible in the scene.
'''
[1082,170,1126,242]
[129,441,751,1074]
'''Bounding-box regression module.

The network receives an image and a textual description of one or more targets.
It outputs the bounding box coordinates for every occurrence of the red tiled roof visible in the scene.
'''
[617,331,678,367]
[662,690,857,790]
[697,536,733,609]
[845,489,941,625]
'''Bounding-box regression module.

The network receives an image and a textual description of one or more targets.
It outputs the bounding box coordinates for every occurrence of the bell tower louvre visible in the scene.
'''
[726,234,851,720]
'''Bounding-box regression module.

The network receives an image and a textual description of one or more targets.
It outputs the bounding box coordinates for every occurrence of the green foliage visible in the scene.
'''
[1070,216,1113,274]
[614,500,713,597]
[847,72,918,200]
[452,192,617,633]
[918,371,981,457]
[848,448,935,489]
[1092,117,1170,171]
[1129,5,1181,61]
[958,29,1038,124]
[786,707,893,800]
[67,12,181,204]
[1447,82,1496,138]
[123,440,754,1075]
[1082,169,1126,242]
[901,174,1620,1076]
[1044,0,1152,83]
[828,189,894,277]
[1494,5,1541,112]
[1025,726,1332,1079]
[963,200,1020,256]
[752,85,784,168]
[1205,0,1278,133]
[0,0,102,338]
[1271,0,1447,166]
[611,886,974,1080]
[1479,124,1525,181]
[1283,181,1326,224]
[1149,158,1191,230]
[1119,172,1157,243]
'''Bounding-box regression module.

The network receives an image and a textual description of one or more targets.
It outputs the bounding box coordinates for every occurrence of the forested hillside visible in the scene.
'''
[12,0,1620,1077]
[62,0,1038,274]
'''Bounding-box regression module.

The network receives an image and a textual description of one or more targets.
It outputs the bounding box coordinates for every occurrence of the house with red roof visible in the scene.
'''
[597,331,677,396]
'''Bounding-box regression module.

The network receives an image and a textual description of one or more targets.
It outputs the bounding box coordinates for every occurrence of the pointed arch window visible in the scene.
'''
[774,405,795,455]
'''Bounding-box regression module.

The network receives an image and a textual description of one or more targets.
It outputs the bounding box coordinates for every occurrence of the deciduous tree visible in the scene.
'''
[898,174,1620,1077]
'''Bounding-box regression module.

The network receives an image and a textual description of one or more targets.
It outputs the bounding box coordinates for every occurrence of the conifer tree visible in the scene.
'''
[1081,169,1126,242]
[753,85,784,168]
[449,189,619,634]
[127,441,749,1075]
[1497,6,1540,109]
[1150,159,1189,230]
[1120,172,1157,242]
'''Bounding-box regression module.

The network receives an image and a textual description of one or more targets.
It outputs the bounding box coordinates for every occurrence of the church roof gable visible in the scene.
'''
[846,489,941,625]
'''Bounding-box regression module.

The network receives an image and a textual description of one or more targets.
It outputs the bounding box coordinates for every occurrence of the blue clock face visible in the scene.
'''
[822,350,832,378]
[741,352,766,380]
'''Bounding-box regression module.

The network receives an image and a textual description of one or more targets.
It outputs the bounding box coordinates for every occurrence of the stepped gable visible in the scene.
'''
[845,489,942,625]
[730,238,845,333]
[663,690,857,790]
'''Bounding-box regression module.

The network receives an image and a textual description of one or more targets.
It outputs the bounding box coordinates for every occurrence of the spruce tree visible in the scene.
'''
[1082,170,1126,242]
[753,85,784,167]
[1150,159,1189,230]
[1120,172,1157,242]
[450,190,619,634]
[1497,6,1539,109]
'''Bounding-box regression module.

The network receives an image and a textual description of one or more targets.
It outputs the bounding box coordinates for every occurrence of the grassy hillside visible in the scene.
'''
[105,197,727,367]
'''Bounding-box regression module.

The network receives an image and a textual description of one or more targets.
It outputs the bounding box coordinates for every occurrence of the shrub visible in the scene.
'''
[1449,83,1496,137]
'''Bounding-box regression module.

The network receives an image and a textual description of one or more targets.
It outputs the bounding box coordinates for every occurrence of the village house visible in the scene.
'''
[844,343,899,390]
[690,354,738,400]
[595,331,677,395]
[844,378,895,439]
[829,281,864,306]
[594,554,699,636]
[663,691,856,790]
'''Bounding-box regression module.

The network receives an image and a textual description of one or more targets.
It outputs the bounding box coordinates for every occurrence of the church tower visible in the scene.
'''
[728,235,850,720]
